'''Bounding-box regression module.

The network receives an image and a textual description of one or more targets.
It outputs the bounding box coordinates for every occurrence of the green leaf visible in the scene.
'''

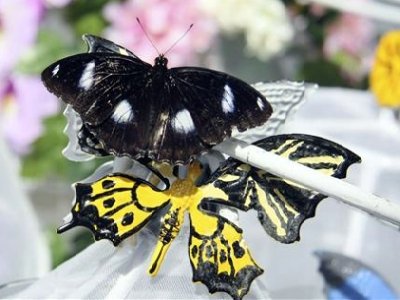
[21,113,110,182]
[16,29,78,75]
[297,58,349,87]
[47,229,70,268]
[65,0,109,36]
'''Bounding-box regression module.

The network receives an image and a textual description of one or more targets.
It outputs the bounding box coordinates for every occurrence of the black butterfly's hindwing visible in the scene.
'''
[204,134,361,243]
[77,123,108,156]
[42,35,273,164]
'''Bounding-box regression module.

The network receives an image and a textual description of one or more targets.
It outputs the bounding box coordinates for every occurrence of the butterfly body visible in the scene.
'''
[58,134,360,300]
[42,35,273,164]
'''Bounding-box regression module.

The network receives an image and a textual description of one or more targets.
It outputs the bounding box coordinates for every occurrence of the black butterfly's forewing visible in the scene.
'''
[171,67,273,145]
[66,35,136,157]
[42,53,151,125]
[83,34,138,58]
[42,53,160,155]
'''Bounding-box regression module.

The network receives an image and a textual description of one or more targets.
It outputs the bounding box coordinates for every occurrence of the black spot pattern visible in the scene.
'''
[220,250,227,263]
[102,179,115,189]
[121,212,134,226]
[191,245,198,258]
[205,245,213,258]
[103,198,115,208]
[232,241,245,258]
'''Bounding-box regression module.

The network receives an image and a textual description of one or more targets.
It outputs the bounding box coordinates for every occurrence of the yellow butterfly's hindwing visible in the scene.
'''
[58,174,170,245]
[205,134,361,244]
[188,203,263,300]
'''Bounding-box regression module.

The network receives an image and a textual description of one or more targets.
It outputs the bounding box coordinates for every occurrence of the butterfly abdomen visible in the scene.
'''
[158,208,181,245]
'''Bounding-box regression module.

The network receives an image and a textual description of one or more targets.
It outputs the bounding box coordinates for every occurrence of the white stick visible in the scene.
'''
[214,138,400,228]
[299,0,400,24]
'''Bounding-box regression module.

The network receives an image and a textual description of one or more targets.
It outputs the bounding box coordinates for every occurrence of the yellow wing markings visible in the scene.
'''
[135,183,170,208]
[272,139,297,155]
[273,140,304,158]
[255,185,288,237]
[296,155,344,165]
[60,174,172,245]
[273,188,298,216]
[189,205,263,300]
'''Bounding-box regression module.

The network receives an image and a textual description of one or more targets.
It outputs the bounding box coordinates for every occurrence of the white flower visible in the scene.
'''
[201,0,293,60]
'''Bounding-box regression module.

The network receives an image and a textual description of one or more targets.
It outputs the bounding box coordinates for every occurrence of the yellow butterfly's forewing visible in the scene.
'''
[62,174,170,245]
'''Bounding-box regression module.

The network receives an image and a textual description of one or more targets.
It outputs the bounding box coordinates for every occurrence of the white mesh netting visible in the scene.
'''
[4,86,400,299]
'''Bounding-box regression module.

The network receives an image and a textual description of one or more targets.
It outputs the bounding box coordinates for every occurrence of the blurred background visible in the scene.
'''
[1,0,400,298]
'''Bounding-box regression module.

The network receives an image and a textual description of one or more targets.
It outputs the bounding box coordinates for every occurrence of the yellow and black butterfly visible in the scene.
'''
[58,134,360,300]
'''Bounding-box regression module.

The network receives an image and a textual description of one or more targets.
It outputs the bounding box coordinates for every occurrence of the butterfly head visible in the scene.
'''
[154,55,168,69]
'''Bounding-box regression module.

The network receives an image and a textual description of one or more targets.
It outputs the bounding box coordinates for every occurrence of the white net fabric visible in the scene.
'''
[7,81,310,299]
[0,138,50,286]
[12,227,269,299]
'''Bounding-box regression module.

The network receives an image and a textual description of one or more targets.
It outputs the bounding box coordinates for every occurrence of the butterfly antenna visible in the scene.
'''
[136,17,160,55]
[163,24,194,55]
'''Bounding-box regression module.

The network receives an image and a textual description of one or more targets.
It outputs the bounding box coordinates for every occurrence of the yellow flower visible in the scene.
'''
[370,31,400,107]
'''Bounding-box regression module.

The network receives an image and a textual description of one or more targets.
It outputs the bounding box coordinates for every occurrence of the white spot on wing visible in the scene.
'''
[79,61,95,90]
[119,48,129,56]
[257,97,265,110]
[172,109,195,134]
[52,64,60,76]
[222,84,235,114]
[112,100,134,123]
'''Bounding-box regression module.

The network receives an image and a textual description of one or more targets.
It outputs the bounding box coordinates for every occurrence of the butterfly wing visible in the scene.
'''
[43,36,274,163]
[83,34,138,58]
[233,81,307,143]
[171,67,273,146]
[42,52,151,125]
[43,52,172,158]
[188,203,263,300]
[65,34,138,158]
[203,134,361,243]
[58,173,170,245]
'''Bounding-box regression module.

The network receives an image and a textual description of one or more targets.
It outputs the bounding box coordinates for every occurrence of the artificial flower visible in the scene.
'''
[103,0,217,67]
[370,31,400,107]
[201,0,294,61]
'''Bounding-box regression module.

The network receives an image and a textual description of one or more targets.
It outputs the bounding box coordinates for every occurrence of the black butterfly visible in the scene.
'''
[42,35,272,164]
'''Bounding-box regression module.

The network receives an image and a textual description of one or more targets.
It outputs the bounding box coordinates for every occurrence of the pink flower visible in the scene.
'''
[0,0,60,155]
[309,4,327,17]
[103,0,217,67]
[0,75,58,155]
[0,0,43,74]
[324,13,373,58]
